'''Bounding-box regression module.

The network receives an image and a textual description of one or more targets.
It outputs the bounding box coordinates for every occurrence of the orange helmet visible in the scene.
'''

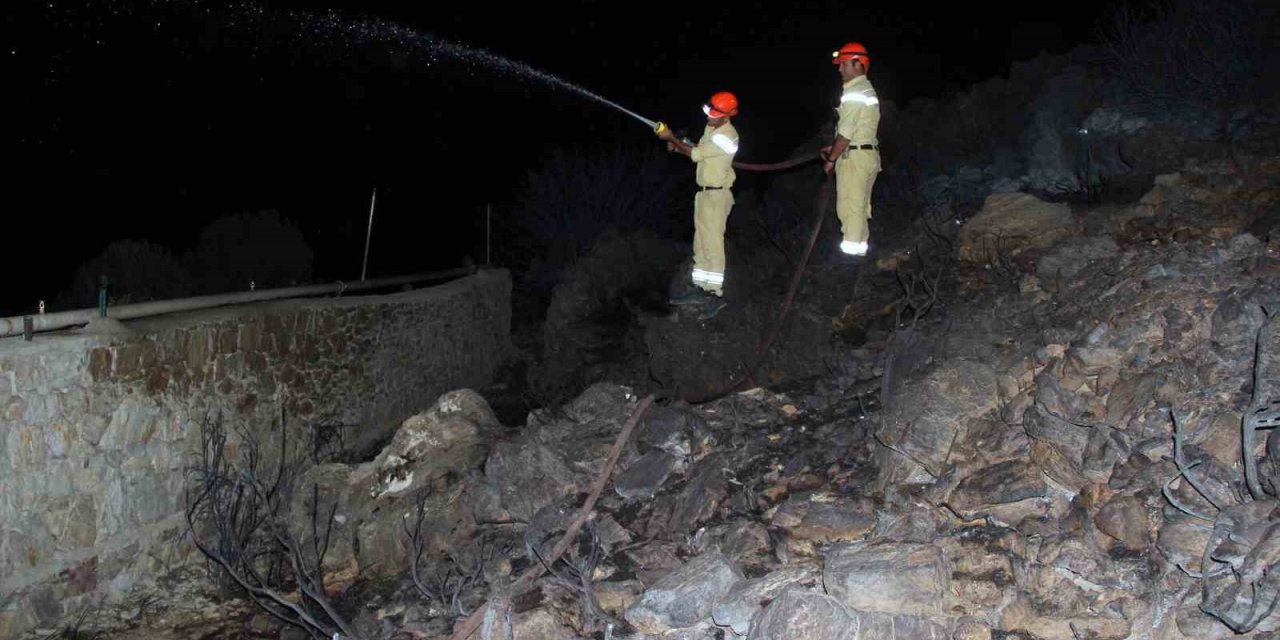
[831,42,870,71]
[702,91,739,118]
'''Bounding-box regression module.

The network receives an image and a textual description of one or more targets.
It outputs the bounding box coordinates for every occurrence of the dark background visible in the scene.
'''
[4,0,1124,316]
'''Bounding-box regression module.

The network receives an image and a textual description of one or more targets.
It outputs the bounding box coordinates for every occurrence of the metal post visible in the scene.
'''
[361,187,377,282]
[98,276,109,318]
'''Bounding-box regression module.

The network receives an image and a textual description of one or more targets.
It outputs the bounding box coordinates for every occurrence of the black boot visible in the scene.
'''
[669,288,710,306]
[696,296,728,320]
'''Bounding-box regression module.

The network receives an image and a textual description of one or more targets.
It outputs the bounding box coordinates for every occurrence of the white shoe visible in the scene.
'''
[840,240,868,256]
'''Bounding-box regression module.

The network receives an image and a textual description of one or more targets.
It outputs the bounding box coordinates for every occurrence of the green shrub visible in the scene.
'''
[57,240,192,309]
[187,210,314,294]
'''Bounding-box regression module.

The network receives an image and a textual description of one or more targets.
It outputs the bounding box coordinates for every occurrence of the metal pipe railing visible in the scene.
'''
[1,266,478,339]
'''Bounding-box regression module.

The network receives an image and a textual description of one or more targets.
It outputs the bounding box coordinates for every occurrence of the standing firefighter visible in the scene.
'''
[822,42,881,257]
[657,91,741,320]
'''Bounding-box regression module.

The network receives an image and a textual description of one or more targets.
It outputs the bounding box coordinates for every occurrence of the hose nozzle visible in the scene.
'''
[655,121,668,134]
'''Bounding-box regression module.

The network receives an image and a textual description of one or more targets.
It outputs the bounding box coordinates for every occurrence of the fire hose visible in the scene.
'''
[648,121,841,404]
[449,115,841,640]
[449,184,834,640]
[677,176,835,404]
[654,120,820,173]
[451,154,834,640]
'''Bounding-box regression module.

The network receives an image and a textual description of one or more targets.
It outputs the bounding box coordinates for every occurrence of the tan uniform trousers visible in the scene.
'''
[692,188,734,296]
[835,149,880,244]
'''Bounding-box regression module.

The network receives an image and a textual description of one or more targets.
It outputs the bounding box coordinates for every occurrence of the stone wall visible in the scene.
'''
[0,269,511,637]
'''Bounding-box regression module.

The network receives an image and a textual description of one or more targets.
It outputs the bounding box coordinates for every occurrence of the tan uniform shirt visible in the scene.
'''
[836,75,880,146]
[689,122,739,188]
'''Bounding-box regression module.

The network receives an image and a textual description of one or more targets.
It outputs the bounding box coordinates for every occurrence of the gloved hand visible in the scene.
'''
[656,124,675,141]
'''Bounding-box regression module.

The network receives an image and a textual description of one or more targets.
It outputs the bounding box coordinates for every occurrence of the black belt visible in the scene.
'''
[699,186,725,190]
[838,144,878,159]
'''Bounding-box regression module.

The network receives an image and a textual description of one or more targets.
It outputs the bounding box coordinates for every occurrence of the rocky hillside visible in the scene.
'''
[72,149,1280,640]
[41,2,1280,636]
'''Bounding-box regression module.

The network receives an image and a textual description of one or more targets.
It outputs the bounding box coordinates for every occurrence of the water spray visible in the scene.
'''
[571,96,690,148]
[533,96,820,173]
[593,97,657,130]
[108,2,813,171]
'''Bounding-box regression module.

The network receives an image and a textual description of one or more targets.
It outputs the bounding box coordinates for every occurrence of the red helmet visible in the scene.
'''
[702,91,739,118]
[831,42,870,71]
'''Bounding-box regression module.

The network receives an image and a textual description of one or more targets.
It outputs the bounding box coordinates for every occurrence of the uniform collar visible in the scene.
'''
[842,75,868,90]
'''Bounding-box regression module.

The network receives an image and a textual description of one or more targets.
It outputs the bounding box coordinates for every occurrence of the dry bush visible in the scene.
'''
[1098,0,1273,119]
[497,143,687,276]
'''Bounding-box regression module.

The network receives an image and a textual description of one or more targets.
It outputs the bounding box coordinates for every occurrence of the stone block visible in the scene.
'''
[216,327,239,355]
[238,318,264,352]
[87,348,113,382]
[824,542,950,618]
[183,328,214,369]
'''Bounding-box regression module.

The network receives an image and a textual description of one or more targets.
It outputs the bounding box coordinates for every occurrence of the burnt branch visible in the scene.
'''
[405,491,492,620]
[1162,410,1227,519]
[892,255,944,330]
[184,409,357,639]
[1244,309,1279,500]
[532,518,618,633]
[978,232,1023,288]
[449,395,654,640]
[1163,304,1280,634]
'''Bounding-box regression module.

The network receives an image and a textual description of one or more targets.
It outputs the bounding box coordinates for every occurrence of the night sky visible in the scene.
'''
[5,0,1122,317]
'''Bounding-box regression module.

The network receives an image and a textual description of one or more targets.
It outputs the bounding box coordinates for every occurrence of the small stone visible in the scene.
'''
[615,450,678,499]
[625,550,743,633]
[823,542,949,618]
